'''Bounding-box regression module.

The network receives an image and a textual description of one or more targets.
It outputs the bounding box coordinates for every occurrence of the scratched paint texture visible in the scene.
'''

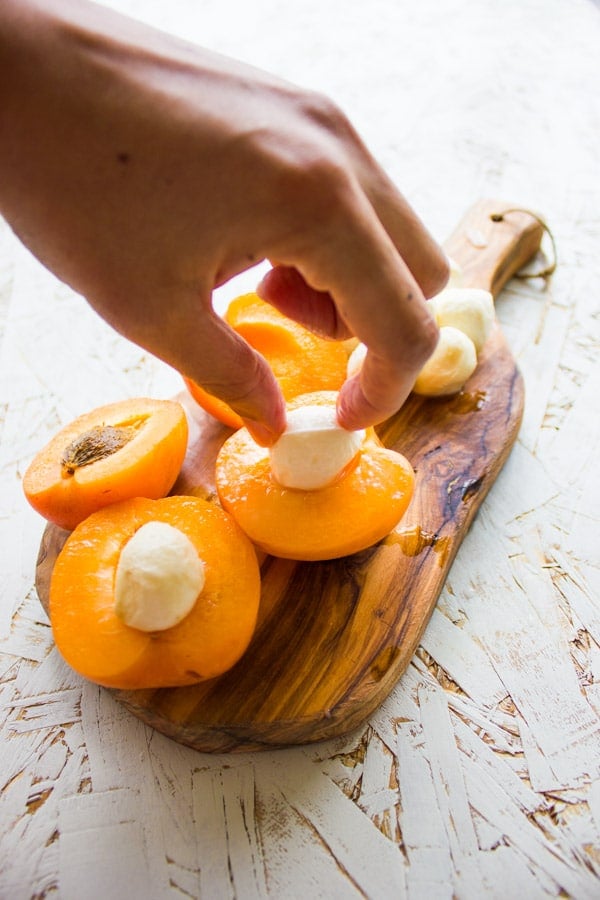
[1,0,599,897]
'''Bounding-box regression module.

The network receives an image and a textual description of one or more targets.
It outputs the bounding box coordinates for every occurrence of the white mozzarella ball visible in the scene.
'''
[115,521,204,632]
[269,404,365,490]
[429,287,494,353]
[413,326,477,396]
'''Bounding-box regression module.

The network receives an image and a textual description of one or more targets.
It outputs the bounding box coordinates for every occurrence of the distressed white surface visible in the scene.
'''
[1,0,600,897]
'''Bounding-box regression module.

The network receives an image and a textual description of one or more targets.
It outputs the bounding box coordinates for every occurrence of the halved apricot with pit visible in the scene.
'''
[23,398,188,530]
[215,392,415,560]
[49,495,261,689]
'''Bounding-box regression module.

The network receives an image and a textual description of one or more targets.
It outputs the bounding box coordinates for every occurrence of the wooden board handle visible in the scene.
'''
[443,199,545,297]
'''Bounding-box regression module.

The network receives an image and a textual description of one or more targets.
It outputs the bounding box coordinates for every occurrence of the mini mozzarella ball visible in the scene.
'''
[429,287,494,354]
[413,326,477,397]
[346,342,367,378]
[269,404,366,490]
[115,521,205,632]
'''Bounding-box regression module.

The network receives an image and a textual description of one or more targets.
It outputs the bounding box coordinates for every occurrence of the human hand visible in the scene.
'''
[0,0,448,443]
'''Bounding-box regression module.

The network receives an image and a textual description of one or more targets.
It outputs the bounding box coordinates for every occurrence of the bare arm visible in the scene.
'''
[0,0,447,443]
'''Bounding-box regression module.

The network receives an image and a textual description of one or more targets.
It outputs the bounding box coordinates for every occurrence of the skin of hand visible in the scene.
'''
[0,0,448,444]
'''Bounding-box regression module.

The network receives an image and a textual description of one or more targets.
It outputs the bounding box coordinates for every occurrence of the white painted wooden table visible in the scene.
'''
[2,0,599,896]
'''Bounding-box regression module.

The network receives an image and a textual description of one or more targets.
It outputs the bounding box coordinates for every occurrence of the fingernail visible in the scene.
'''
[336,379,363,431]
[243,419,280,448]
[255,276,268,299]
[255,268,275,300]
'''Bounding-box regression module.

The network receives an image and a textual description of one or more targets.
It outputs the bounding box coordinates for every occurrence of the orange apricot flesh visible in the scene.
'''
[23,398,188,531]
[215,392,415,561]
[185,293,348,427]
[184,379,244,430]
[49,495,261,689]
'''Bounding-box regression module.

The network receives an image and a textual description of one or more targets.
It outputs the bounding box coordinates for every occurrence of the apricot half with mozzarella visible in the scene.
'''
[215,392,415,561]
[49,495,261,689]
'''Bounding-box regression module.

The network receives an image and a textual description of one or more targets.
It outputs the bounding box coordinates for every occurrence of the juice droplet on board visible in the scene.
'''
[386,525,450,566]
[451,390,488,414]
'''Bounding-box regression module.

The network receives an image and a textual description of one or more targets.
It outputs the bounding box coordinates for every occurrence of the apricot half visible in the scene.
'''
[185,293,349,428]
[23,398,188,530]
[49,495,261,689]
[215,393,415,561]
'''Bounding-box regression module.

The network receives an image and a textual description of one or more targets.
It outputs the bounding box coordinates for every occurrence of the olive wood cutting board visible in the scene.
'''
[36,199,544,752]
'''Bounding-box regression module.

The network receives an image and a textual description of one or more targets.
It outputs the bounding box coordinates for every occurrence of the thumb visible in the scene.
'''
[188,313,287,445]
[145,302,287,445]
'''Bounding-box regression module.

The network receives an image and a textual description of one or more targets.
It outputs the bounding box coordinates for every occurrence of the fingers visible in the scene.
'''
[333,259,440,431]
[255,121,447,428]
[257,265,353,340]
[357,168,450,300]
[134,296,287,445]
[215,144,446,432]
[259,255,438,432]
[272,177,440,430]
[331,116,450,299]
[186,314,287,445]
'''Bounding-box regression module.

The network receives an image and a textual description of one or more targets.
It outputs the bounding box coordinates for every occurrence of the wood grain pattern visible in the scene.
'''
[35,199,543,752]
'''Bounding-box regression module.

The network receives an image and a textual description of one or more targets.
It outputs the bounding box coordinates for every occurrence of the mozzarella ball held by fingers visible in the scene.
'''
[269,404,365,491]
[215,392,415,561]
